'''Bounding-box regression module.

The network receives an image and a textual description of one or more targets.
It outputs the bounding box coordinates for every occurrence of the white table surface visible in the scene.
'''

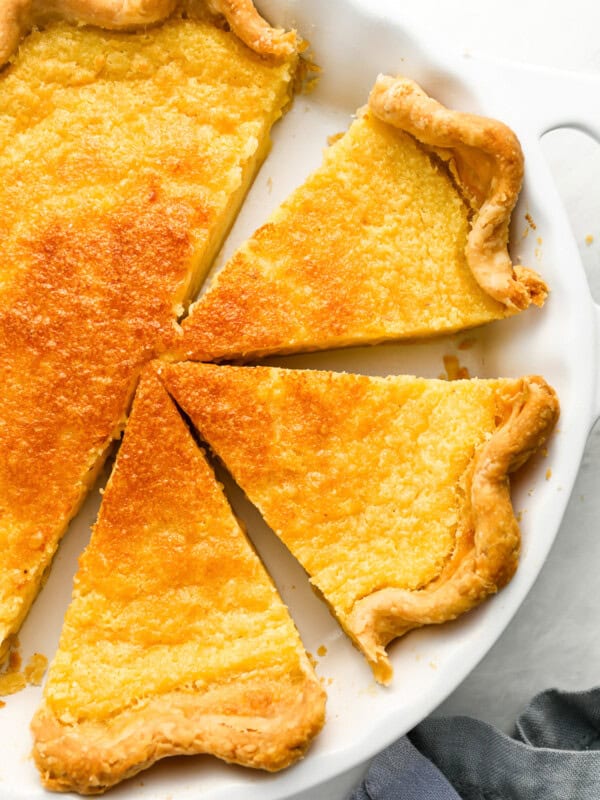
[291,2,600,798]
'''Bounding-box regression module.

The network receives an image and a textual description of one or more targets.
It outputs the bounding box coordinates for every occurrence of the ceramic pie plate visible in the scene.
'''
[2,1,600,798]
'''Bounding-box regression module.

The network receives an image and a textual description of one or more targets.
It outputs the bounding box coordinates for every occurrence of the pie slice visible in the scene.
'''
[0,4,300,662]
[31,368,325,794]
[159,362,559,684]
[173,75,547,363]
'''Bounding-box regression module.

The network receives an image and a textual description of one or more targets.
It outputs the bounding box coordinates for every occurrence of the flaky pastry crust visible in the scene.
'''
[32,670,324,794]
[369,75,547,310]
[0,0,297,65]
[206,0,297,57]
[345,375,559,684]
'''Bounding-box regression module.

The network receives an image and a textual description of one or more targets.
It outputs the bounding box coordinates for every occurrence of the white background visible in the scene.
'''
[293,1,600,797]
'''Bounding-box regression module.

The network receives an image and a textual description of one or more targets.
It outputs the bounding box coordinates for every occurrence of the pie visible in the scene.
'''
[159,362,559,684]
[0,1,299,662]
[31,367,325,794]
[171,74,547,362]
[0,2,560,793]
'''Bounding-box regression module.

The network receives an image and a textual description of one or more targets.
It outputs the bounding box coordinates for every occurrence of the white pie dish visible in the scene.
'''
[2,1,600,798]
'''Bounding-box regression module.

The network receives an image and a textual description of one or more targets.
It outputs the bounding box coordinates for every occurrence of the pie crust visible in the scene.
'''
[33,679,326,794]
[346,374,559,683]
[0,0,298,66]
[369,74,547,310]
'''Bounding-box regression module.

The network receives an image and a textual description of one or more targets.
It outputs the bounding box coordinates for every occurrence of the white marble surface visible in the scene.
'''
[293,1,600,798]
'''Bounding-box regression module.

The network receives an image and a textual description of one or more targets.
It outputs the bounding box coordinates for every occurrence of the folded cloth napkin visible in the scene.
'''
[350,687,600,799]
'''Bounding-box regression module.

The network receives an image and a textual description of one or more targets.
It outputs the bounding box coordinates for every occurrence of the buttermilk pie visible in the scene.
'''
[0,0,300,662]
[160,362,559,684]
[31,367,325,794]
[172,75,547,362]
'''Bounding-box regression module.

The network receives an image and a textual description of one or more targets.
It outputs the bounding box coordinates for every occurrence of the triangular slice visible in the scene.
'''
[31,368,325,794]
[0,5,299,661]
[172,75,547,363]
[160,362,559,684]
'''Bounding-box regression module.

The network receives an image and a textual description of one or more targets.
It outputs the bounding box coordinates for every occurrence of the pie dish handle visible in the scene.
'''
[523,69,600,425]
[534,91,600,147]
[544,102,600,425]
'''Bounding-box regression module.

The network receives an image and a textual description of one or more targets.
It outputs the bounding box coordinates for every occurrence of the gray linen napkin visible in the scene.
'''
[350,687,600,799]
[350,735,462,800]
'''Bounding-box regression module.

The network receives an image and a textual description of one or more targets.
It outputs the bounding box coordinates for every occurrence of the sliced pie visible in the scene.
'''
[31,368,325,794]
[173,75,547,363]
[0,3,299,662]
[159,362,559,684]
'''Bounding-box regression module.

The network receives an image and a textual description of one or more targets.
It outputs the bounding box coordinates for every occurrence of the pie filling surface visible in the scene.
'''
[172,103,541,362]
[0,10,298,661]
[159,362,559,684]
[31,367,325,793]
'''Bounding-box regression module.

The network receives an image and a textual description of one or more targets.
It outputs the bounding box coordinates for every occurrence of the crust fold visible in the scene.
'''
[345,375,559,684]
[368,75,547,311]
[206,0,297,57]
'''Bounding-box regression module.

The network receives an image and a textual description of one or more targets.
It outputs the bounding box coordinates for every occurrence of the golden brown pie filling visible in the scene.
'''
[160,362,559,684]
[0,9,299,663]
[31,368,325,794]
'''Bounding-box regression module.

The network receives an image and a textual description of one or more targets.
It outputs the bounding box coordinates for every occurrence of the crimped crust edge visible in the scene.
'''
[369,75,548,311]
[31,664,326,795]
[345,375,559,684]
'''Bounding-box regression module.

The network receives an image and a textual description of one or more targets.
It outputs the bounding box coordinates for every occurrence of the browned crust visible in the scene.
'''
[368,75,547,311]
[345,375,559,684]
[0,0,177,65]
[0,0,297,65]
[32,668,325,794]
[0,0,29,67]
[206,0,298,57]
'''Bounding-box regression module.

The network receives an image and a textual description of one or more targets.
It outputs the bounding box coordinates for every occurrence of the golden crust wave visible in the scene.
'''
[0,0,298,65]
[369,74,547,310]
[33,664,325,794]
[346,375,559,683]
[206,0,298,57]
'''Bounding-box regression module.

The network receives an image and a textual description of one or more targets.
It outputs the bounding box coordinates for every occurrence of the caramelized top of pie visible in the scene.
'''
[0,13,298,661]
